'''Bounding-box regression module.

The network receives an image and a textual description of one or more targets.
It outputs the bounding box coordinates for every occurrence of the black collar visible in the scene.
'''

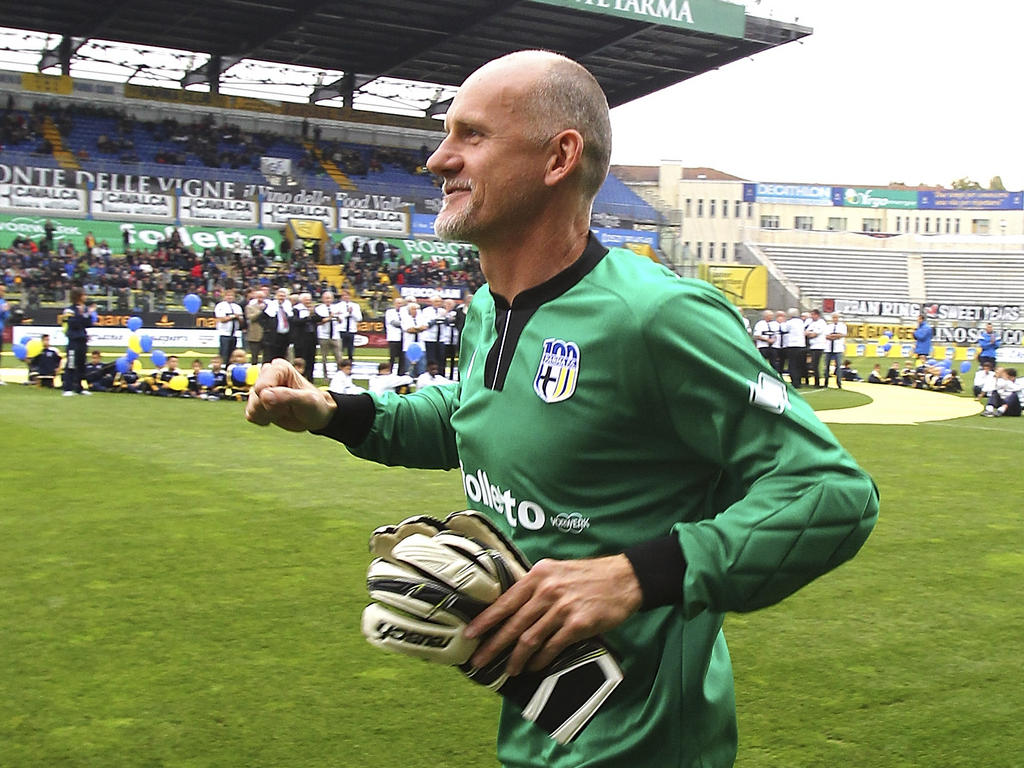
[490,233,607,311]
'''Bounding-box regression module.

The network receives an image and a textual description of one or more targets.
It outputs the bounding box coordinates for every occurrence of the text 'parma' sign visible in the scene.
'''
[530,0,745,37]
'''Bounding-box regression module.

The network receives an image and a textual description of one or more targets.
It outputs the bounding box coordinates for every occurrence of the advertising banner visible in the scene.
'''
[90,190,174,221]
[594,227,660,249]
[748,182,832,206]
[179,196,258,225]
[338,207,409,235]
[0,183,86,214]
[529,0,746,38]
[261,201,335,228]
[837,187,918,209]
[699,265,767,308]
[918,190,1024,210]
[398,285,466,301]
[829,298,1022,322]
[0,213,280,253]
[381,237,476,264]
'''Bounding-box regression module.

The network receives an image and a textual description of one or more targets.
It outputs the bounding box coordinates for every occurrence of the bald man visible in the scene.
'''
[246,50,877,768]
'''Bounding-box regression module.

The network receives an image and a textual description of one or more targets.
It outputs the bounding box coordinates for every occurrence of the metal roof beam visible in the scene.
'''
[38,35,85,75]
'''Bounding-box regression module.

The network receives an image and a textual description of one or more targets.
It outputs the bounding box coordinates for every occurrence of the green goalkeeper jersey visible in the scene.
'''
[343,236,878,768]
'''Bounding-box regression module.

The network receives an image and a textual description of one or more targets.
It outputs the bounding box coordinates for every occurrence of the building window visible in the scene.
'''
[697,199,704,217]
[722,200,729,218]
[733,243,741,261]
[955,219,961,234]
[760,215,780,229]
[721,243,728,261]
[685,199,692,218]
[925,218,931,233]
[862,218,882,233]
[734,201,742,218]
[828,217,847,232]
[794,216,813,231]
[696,242,703,259]
[747,203,754,218]
[915,218,920,233]
[972,219,990,235]
[709,199,716,217]
[945,218,952,234]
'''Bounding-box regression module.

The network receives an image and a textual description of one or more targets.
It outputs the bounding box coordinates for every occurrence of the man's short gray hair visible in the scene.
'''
[523,53,612,202]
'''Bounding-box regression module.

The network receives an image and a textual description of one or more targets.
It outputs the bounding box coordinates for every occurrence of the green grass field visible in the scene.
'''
[2,378,1022,767]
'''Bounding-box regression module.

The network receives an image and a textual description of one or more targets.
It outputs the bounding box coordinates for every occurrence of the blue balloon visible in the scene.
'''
[125,348,139,361]
[12,343,27,360]
[959,361,971,374]
[198,370,215,387]
[231,364,248,384]
[406,342,424,363]
[884,329,893,337]
[18,335,30,346]
[115,356,131,374]
[151,350,167,367]
[126,316,143,332]
[881,343,891,353]
[139,334,153,353]
[183,293,202,314]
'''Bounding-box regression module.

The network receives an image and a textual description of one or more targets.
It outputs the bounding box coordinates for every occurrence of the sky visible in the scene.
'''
[609,0,1024,190]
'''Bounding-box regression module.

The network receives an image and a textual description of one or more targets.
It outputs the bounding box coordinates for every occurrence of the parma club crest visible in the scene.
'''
[533,338,580,403]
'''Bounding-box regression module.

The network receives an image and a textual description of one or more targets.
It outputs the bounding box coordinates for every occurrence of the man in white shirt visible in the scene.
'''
[337,290,363,360]
[315,291,343,379]
[421,295,445,368]
[401,302,430,377]
[784,307,807,388]
[824,313,848,389]
[772,309,786,374]
[752,310,777,368]
[804,308,829,388]
[384,296,406,373]
[214,288,244,363]
[263,288,293,361]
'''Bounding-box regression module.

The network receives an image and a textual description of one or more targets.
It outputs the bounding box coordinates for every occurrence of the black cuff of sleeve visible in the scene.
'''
[623,534,686,611]
[309,392,376,446]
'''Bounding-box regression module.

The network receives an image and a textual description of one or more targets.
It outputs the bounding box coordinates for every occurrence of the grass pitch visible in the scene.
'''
[1,384,1022,767]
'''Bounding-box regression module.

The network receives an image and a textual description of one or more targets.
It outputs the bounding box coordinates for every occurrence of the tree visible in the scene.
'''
[951,177,982,190]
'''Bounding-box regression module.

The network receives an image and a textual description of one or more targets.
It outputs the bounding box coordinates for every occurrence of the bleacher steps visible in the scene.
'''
[42,116,80,170]
[304,140,357,190]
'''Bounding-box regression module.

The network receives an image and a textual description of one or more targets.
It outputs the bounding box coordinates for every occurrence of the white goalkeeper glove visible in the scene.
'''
[361,511,624,745]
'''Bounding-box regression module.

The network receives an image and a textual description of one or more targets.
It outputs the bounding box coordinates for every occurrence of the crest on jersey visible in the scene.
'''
[534,338,580,403]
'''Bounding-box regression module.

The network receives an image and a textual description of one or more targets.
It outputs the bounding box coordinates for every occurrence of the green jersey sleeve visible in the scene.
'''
[643,280,879,618]
[347,382,462,470]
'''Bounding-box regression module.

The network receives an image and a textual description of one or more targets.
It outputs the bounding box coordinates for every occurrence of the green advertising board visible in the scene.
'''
[0,214,282,252]
[842,188,919,210]
[530,0,746,38]
[383,237,477,265]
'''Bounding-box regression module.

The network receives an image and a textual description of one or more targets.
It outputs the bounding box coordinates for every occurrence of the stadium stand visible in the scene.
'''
[752,244,912,303]
[919,251,1024,304]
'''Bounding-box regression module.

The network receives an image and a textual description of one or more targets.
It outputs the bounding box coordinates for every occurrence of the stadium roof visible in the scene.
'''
[0,0,810,111]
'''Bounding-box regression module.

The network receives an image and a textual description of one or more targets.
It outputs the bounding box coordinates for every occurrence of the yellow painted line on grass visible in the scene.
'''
[816,381,981,425]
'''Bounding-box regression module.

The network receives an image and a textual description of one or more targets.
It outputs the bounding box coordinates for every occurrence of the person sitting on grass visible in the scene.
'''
[29,334,62,388]
[208,356,229,400]
[225,348,251,401]
[84,351,115,392]
[982,368,1022,417]
[973,362,996,399]
[328,359,364,395]
[839,360,862,382]
[868,364,885,384]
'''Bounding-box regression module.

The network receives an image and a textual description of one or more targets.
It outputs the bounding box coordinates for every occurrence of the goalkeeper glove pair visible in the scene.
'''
[361,511,623,745]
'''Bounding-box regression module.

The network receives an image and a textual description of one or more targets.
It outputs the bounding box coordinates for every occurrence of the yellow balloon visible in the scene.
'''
[167,375,188,391]
[25,338,43,358]
[245,364,260,386]
[128,334,143,354]
[132,359,143,373]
